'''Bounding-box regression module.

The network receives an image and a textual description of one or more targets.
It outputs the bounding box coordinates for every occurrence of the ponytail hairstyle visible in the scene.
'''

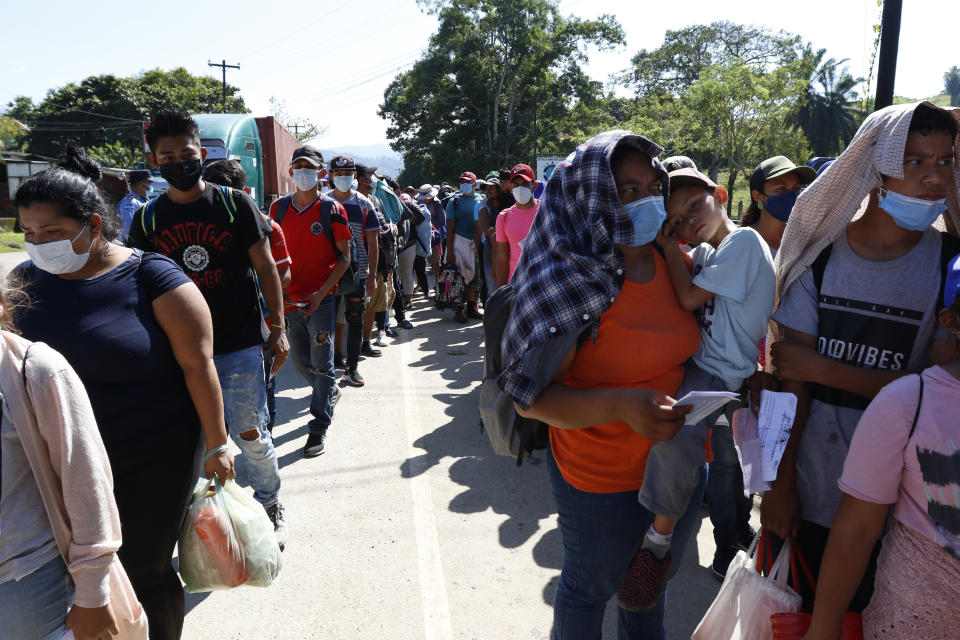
[14,143,122,242]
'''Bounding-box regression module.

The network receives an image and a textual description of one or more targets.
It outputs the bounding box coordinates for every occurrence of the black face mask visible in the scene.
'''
[159,159,203,191]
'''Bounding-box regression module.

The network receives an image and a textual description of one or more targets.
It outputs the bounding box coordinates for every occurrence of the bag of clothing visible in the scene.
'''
[178,476,282,593]
[692,531,801,639]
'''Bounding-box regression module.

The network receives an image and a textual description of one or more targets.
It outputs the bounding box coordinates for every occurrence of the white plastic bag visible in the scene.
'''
[692,533,801,640]
[178,476,282,593]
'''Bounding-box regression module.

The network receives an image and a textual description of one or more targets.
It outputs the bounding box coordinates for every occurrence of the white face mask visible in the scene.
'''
[292,168,320,191]
[512,185,533,205]
[26,225,91,275]
[332,175,355,192]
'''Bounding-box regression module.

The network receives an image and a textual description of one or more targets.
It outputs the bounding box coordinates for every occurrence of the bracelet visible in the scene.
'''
[271,323,286,332]
[203,444,229,463]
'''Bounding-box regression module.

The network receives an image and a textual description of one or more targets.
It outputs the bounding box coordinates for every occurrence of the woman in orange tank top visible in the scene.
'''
[500,130,704,639]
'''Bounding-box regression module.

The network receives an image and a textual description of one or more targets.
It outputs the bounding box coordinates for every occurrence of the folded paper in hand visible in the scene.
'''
[673,391,740,426]
[732,390,798,495]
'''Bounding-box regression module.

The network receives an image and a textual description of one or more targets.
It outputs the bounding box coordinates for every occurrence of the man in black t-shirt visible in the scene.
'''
[129,109,290,547]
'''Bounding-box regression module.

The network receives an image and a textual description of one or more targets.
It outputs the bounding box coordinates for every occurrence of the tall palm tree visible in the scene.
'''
[945,66,960,107]
[792,46,863,156]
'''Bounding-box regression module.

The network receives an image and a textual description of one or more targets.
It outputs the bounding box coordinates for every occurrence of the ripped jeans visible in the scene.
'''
[286,294,337,435]
[213,345,281,507]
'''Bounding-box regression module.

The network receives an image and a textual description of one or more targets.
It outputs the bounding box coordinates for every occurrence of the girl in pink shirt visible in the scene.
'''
[494,163,540,286]
[804,255,960,640]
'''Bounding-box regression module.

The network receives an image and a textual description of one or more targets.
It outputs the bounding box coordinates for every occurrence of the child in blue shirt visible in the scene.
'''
[618,168,776,610]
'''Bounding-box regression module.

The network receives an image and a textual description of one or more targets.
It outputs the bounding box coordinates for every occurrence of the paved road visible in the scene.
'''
[170,294,758,639]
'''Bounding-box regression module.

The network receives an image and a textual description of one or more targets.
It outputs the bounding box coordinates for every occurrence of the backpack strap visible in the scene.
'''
[909,373,925,439]
[273,194,293,227]
[138,197,159,242]
[214,185,237,223]
[811,244,834,295]
[320,199,348,263]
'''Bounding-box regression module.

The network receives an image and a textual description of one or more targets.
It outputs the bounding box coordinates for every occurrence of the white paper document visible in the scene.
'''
[731,408,770,495]
[673,391,740,426]
[757,390,798,482]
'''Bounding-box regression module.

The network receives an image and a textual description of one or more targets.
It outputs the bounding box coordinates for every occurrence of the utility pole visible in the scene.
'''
[208,59,240,113]
[873,0,902,111]
[290,123,301,137]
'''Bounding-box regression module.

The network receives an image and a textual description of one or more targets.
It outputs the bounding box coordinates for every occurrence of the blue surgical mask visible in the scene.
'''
[878,188,948,231]
[622,196,667,247]
[764,191,799,222]
[460,183,474,195]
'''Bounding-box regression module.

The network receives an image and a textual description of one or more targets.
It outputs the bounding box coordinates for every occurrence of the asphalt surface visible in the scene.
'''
[174,291,762,640]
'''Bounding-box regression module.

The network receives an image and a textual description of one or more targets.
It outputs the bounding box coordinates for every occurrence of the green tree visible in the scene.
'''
[945,66,960,107]
[0,115,29,154]
[380,0,623,180]
[6,68,247,165]
[681,59,810,210]
[622,21,800,99]
[790,45,863,156]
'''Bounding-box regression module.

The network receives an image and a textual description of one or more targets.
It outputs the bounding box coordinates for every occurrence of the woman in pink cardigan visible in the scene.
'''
[0,305,147,638]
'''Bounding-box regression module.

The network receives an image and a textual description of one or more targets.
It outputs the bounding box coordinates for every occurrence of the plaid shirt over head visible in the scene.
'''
[499,130,670,409]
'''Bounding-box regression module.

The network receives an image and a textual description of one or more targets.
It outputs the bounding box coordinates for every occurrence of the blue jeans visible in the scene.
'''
[214,345,281,507]
[0,555,73,639]
[707,422,752,554]
[548,448,707,640]
[285,295,337,434]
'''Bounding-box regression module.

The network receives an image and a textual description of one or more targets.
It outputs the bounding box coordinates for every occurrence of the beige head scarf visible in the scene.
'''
[775,101,960,308]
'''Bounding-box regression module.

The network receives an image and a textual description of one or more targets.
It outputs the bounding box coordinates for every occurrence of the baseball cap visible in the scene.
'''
[459,171,477,183]
[290,145,324,167]
[329,155,356,171]
[668,167,716,192]
[355,162,377,176]
[944,253,960,309]
[509,163,536,182]
[662,155,696,172]
[418,183,438,199]
[749,156,817,193]
[486,177,500,186]
[127,169,152,184]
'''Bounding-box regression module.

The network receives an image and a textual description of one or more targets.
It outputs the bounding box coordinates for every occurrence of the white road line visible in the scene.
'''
[399,338,454,640]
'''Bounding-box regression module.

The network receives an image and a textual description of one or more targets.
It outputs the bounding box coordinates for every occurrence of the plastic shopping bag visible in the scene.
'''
[178,475,282,593]
[692,532,801,640]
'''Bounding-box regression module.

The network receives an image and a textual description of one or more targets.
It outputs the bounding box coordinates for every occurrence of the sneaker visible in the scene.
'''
[303,431,326,458]
[373,331,388,347]
[361,341,382,358]
[455,310,468,323]
[264,502,289,550]
[331,385,342,408]
[616,549,673,612]
[334,353,346,369]
[398,320,413,330]
[711,545,738,582]
[385,327,399,337]
[343,367,365,387]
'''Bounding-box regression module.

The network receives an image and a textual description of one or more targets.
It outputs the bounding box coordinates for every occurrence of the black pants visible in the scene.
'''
[767,520,881,613]
[111,428,200,640]
[413,255,429,295]
[391,268,406,321]
[339,294,365,368]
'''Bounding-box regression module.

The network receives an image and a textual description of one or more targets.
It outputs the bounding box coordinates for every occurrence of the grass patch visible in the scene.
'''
[715,171,752,221]
[0,231,25,253]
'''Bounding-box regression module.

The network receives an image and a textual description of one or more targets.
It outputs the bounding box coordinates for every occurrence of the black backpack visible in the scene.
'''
[377,218,398,276]
[273,195,361,296]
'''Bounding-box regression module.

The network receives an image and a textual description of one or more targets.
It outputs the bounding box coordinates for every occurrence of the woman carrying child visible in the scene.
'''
[500,130,707,639]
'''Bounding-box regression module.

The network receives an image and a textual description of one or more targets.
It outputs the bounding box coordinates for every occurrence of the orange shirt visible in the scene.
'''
[550,250,701,493]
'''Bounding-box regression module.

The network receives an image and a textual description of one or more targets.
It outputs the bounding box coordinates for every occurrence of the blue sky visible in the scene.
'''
[1,0,956,149]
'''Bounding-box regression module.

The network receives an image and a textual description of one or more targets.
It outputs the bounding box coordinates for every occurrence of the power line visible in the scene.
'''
[0,87,144,122]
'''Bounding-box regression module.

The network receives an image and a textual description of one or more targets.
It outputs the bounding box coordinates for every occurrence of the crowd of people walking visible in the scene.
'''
[1,99,958,640]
